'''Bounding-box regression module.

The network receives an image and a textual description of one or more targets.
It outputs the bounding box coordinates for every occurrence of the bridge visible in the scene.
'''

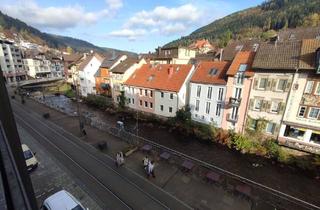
[18,77,64,88]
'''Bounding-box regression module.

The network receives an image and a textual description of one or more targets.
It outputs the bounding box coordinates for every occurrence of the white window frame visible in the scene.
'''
[150,102,153,109]
[170,93,174,100]
[308,107,320,119]
[258,78,268,90]
[254,99,262,111]
[206,102,211,114]
[144,101,148,108]
[270,101,279,113]
[276,79,287,92]
[218,88,224,101]
[207,87,213,99]
[196,85,201,97]
[265,122,275,134]
[304,81,314,94]
[315,82,320,95]
[160,105,164,111]
[169,107,173,113]
[216,104,221,116]
[195,100,200,111]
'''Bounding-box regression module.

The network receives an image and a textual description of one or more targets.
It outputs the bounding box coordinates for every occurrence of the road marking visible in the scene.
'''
[15,114,133,210]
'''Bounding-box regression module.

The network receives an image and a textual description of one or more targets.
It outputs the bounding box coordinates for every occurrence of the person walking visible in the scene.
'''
[147,161,155,178]
[142,156,149,171]
[116,152,124,167]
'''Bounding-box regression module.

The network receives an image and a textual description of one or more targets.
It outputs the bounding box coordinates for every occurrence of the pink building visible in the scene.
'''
[221,51,255,133]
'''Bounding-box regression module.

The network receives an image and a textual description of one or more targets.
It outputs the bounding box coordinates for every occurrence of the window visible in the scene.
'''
[160,105,164,111]
[238,64,247,72]
[150,102,153,108]
[234,88,242,99]
[254,99,262,110]
[208,68,218,76]
[195,100,200,111]
[145,90,148,96]
[128,98,131,104]
[315,82,320,95]
[308,107,320,119]
[304,81,314,94]
[170,93,173,99]
[266,122,275,134]
[258,78,267,89]
[216,104,221,116]
[145,101,148,107]
[150,90,153,97]
[206,102,211,114]
[161,92,164,98]
[311,133,320,143]
[207,87,213,99]
[169,107,173,113]
[140,100,142,106]
[270,101,279,113]
[250,119,258,130]
[196,85,201,97]
[277,79,287,91]
[132,98,135,104]
[218,88,224,101]
[140,89,142,95]
[298,106,306,117]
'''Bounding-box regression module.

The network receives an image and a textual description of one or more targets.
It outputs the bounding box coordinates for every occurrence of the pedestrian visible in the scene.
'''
[119,152,124,165]
[142,156,149,171]
[115,152,121,167]
[147,161,155,178]
[82,128,87,136]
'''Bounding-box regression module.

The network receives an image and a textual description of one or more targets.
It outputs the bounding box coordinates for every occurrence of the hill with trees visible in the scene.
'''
[165,0,320,48]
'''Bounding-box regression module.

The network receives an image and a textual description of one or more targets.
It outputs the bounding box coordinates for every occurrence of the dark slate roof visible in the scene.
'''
[222,39,260,61]
[299,39,320,70]
[100,56,120,68]
[110,57,138,74]
[252,41,301,70]
[63,54,83,62]
[278,27,320,42]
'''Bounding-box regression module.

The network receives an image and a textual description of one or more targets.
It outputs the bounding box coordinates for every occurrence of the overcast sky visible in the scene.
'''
[0,0,264,53]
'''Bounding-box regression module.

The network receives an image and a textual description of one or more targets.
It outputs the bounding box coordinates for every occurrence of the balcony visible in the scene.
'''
[227,113,238,122]
[229,97,241,107]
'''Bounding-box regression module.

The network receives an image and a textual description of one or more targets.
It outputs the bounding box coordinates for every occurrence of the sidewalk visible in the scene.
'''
[20,97,254,210]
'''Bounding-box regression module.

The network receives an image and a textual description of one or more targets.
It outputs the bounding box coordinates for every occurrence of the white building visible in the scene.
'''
[50,57,64,78]
[78,53,104,97]
[0,39,27,83]
[24,54,52,78]
[124,64,195,117]
[189,61,230,127]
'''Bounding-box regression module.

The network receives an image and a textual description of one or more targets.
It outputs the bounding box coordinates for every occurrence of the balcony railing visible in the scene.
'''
[227,113,238,122]
[229,97,241,107]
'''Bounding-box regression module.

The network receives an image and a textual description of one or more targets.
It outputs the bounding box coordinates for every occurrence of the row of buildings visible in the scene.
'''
[0,39,64,84]
[67,36,320,155]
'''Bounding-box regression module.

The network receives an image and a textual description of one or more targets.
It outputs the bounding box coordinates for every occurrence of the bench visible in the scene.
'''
[206,171,221,183]
[181,160,194,172]
[141,144,152,153]
[160,152,171,160]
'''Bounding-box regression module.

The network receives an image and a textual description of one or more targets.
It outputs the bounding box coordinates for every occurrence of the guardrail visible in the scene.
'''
[33,96,320,210]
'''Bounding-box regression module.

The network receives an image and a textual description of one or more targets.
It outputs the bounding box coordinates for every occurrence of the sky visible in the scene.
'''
[0,0,264,53]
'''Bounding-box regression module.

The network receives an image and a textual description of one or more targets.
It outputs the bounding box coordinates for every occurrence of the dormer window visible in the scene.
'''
[208,68,218,76]
[238,64,247,72]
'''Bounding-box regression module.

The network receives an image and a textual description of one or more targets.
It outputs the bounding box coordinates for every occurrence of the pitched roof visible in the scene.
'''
[222,39,260,61]
[227,51,255,77]
[278,27,320,42]
[190,61,230,85]
[125,64,193,92]
[299,39,320,70]
[63,54,83,62]
[78,53,104,71]
[189,39,213,50]
[100,56,120,68]
[110,57,138,74]
[252,41,301,70]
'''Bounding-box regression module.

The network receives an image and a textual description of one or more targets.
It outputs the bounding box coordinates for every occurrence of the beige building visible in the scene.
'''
[278,39,320,154]
[144,46,196,64]
[247,41,301,137]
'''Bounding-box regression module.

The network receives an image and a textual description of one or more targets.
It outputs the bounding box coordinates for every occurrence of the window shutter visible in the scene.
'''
[271,79,277,91]
[274,124,280,135]
[278,102,286,114]
[253,79,258,90]
[285,81,292,92]
[249,99,254,110]
[266,79,272,90]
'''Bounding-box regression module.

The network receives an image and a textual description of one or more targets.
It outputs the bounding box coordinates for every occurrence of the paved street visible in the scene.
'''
[17,125,102,210]
[12,99,193,210]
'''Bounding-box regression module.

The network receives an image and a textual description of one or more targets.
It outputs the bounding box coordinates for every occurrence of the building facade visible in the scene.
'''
[278,39,320,154]
[247,41,300,138]
[148,46,196,64]
[0,39,27,84]
[189,61,230,127]
[221,51,255,133]
[124,64,195,117]
[24,54,52,78]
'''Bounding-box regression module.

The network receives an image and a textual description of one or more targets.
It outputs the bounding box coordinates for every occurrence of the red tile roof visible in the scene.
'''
[227,51,255,77]
[190,61,230,85]
[124,64,193,92]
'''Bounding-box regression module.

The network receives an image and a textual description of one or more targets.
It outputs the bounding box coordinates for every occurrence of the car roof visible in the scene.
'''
[44,190,79,210]
[21,144,29,152]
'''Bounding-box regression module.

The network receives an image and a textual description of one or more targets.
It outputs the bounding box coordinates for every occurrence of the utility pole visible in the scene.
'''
[136,110,139,136]
[73,71,83,133]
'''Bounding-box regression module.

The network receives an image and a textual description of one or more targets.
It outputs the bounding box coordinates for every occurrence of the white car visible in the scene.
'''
[22,144,38,171]
[42,190,87,210]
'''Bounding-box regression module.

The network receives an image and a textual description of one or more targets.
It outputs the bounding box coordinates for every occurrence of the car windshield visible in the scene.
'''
[72,205,84,210]
[23,150,33,160]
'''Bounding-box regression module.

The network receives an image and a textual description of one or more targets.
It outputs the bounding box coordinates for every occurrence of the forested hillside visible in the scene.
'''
[165,0,320,48]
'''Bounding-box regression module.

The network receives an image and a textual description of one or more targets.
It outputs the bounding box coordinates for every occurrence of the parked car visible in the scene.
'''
[21,144,38,171]
[42,190,88,210]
